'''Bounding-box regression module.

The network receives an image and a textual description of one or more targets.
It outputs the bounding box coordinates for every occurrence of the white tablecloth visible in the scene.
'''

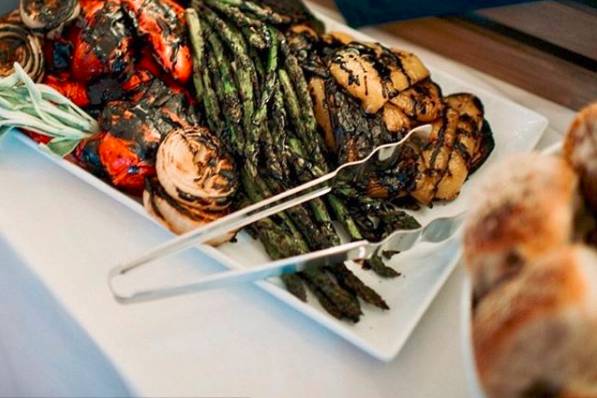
[0,237,129,396]
[0,2,574,397]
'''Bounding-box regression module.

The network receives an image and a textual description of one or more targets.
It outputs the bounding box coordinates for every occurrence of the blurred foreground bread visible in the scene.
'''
[473,246,597,398]
[564,103,597,214]
[464,103,597,398]
[463,153,578,302]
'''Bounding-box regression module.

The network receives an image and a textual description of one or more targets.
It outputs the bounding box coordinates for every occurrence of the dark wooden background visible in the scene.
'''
[312,0,597,110]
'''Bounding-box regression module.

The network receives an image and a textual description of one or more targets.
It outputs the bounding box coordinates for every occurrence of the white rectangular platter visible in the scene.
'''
[12,10,548,361]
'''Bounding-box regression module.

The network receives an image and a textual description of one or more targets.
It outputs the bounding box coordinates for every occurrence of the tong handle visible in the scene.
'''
[108,124,434,304]
[113,182,333,277]
[109,241,368,304]
[108,210,465,304]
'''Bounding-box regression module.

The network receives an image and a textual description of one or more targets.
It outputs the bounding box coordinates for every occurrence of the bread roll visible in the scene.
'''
[473,245,597,398]
[564,103,597,214]
[463,153,578,302]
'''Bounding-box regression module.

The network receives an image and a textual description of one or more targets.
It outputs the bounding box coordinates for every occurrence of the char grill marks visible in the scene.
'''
[72,0,133,82]
[20,0,80,32]
[143,127,238,240]
[292,28,440,170]
[76,75,199,193]
[156,128,237,209]
[99,77,198,161]
[71,0,191,84]
[412,93,495,204]
[328,42,430,114]
[331,43,404,103]
[325,77,374,163]
[121,0,192,83]
[286,27,494,206]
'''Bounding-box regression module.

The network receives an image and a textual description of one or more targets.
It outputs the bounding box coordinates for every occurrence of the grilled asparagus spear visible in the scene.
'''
[184,1,434,321]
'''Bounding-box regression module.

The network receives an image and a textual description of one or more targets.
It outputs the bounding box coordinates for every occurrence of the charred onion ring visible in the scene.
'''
[143,127,238,242]
[143,177,234,245]
[156,127,238,212]
[20,0,80,32]
[0,22,44,81]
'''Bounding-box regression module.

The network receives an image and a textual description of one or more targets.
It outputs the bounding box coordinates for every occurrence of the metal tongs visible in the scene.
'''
[109,124,464,304]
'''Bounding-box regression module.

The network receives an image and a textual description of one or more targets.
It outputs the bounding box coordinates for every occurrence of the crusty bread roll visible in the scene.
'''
[473,245,597,398]
[564,103,597,214]
[463,153,579,302]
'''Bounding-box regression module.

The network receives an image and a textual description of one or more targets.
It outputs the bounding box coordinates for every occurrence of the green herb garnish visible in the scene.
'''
[0,63,98,156]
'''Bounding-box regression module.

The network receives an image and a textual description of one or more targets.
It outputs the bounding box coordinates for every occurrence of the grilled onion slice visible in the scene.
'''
[1,10,22,24]
[20,0,80,32]
[146,127,238,242]
[0,22,44,81]
[143,178,234,245]
[156,127,238,211]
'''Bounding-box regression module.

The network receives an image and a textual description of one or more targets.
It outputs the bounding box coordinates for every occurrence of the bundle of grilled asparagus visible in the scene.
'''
[183,0,494,322]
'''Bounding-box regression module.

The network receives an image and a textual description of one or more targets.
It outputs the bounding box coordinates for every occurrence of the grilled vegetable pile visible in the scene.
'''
[286,25,495,204]
[0,0,495,322]
[182,0,494,320]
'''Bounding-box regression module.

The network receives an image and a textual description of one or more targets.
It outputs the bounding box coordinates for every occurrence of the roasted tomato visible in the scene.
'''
[76,130,155,194]
[43,39,74,73]
[122,48,190,100]
[24,130,52,145]
[121,0,192,83]
[76,133,106,177]
[136,47,163,78]
[71,0,133,82]
[98,133,155,193]
[121,48,162,92]
[121,70,154,92]
[76,74,198,193]
[44,74,90,108]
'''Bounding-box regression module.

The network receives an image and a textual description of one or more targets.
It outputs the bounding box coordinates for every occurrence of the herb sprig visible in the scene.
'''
[0,63,98,156]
